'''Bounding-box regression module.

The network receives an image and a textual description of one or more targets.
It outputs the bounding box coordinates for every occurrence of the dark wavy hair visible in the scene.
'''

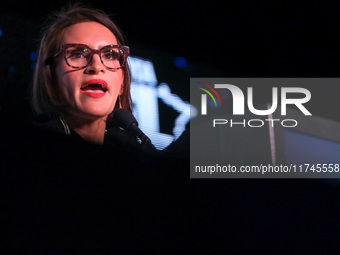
[31,4,132,117]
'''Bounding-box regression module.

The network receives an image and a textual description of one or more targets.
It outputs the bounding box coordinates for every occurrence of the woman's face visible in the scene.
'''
[55,21,124,121]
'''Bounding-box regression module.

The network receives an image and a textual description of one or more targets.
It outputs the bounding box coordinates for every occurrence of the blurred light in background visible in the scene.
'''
[129,56,196,150]
[174,56,187,69]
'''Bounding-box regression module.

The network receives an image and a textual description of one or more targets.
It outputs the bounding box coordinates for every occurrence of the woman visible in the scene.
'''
[3,5,197,254]
[4,5,165,253]
[32,4,133,145]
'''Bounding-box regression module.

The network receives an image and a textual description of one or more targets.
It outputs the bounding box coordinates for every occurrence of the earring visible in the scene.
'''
[119,96,122,109]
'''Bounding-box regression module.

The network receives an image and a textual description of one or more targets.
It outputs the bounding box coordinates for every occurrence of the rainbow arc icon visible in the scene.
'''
[199,83,222,115]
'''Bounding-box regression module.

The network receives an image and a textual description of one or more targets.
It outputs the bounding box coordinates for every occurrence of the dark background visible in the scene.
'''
[3,0,338,76]
[2,1,340,254]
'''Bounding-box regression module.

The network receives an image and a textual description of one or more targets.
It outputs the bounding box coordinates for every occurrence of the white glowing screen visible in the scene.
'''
[128,56,197,150]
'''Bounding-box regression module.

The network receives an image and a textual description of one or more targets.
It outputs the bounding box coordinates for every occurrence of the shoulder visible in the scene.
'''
[32,115,70,135]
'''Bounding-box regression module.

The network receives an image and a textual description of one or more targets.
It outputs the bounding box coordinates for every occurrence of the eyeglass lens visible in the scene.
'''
[65,45,124,69]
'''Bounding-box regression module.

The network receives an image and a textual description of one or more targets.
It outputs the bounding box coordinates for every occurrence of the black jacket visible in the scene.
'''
[1,116,189,254]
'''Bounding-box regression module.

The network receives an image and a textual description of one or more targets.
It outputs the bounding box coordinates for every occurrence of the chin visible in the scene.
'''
[87,110,112,118]
[83,105,114,116]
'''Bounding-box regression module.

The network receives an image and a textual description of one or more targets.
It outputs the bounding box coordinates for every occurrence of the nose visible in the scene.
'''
[84,53,105,74]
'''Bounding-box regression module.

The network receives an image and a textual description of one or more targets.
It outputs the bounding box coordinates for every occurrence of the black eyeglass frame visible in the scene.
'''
[45,43,130,71]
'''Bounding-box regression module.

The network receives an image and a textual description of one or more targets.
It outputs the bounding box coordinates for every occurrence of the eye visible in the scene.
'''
[67,48,89,59]
[102,49,119,60]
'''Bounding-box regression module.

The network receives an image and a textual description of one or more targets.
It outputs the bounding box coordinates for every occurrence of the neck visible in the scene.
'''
[62,113,107,144]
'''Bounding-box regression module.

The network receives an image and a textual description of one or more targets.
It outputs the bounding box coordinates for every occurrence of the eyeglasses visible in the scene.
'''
[46,43,130,71]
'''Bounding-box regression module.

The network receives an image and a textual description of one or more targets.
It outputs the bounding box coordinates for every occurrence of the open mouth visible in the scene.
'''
[81,83,108,92]
[81,79,108,92]
[81,79,108,98]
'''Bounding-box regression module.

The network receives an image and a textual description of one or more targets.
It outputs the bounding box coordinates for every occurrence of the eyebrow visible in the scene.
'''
[68,42,119,47]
